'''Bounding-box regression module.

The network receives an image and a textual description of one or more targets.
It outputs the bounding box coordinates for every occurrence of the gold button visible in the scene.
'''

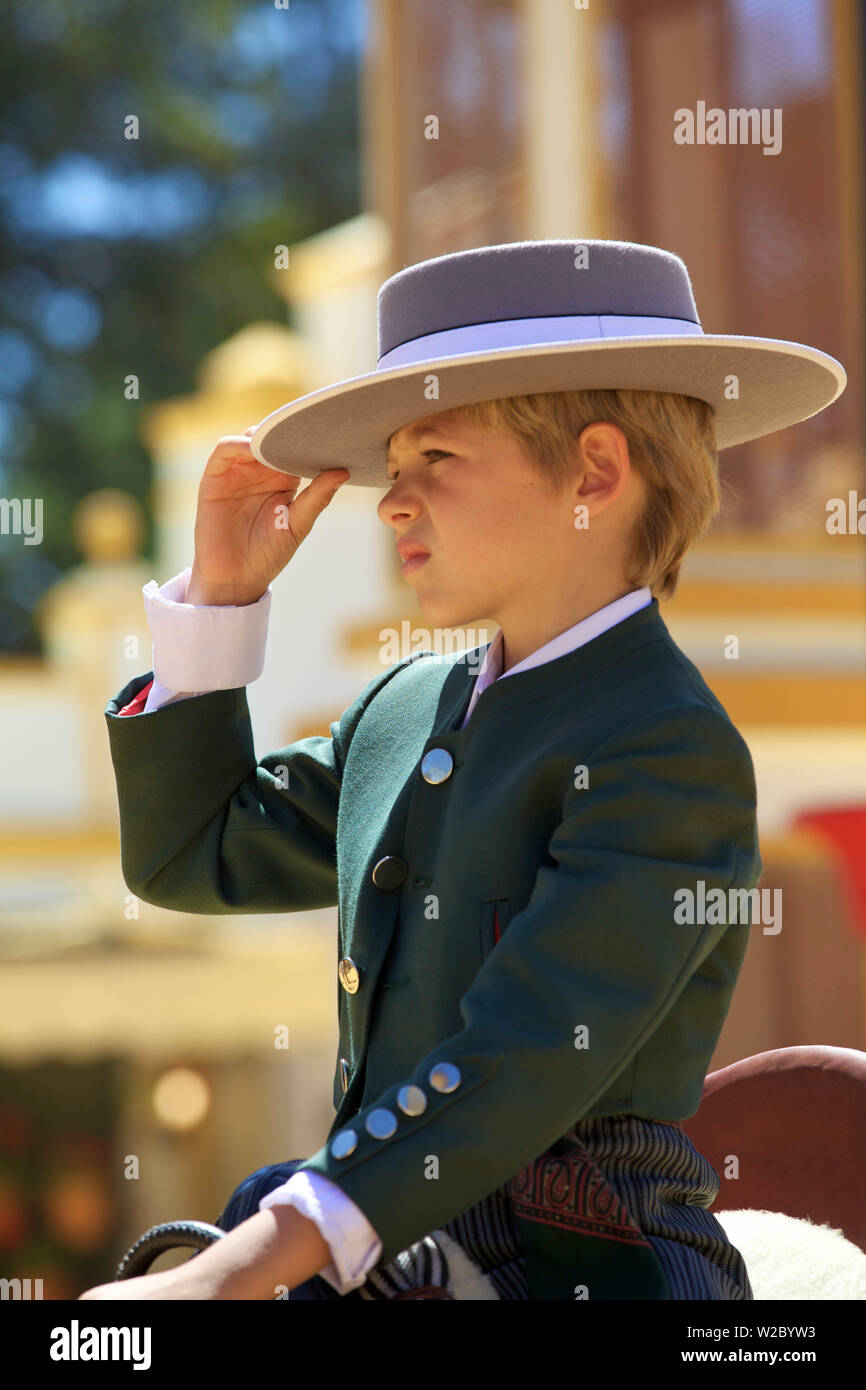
[421,748,454,784]
[338,957,360,993]
[339,1058,350,1093]
[371,856,408,891]
[330,1128,358,1159]
[365,1108,398,1139]
[396,1084,427,1117]
[429,1062,461,1093]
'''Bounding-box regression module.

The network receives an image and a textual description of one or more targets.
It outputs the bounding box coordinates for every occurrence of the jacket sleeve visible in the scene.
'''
[292,702,762,1265]
[103,661,415,915]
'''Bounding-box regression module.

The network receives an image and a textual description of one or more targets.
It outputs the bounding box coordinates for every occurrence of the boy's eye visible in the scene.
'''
[387,450,451,482]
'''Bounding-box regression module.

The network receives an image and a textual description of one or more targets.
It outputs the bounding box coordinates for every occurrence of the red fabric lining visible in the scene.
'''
[118,678,154,716]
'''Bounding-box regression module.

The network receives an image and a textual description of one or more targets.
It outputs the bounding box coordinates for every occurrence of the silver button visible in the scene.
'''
[429,1062,461,1093]
[365,1107,398,1139]
[421,748,454,785]
[338,957,360,993]
[339,1058,350,1093]
[330,1128,358,1159]
[396,1084,427,1117]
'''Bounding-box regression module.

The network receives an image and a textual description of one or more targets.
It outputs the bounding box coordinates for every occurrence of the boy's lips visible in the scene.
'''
[400,551,430,576]
[396,539,430,560]
[396,538,431,576]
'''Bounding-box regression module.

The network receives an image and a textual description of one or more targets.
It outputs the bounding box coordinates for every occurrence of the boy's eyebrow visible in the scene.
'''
[384,428,444,468]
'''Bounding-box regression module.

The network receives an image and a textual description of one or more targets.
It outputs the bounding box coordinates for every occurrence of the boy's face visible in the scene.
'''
[379,408,641,635]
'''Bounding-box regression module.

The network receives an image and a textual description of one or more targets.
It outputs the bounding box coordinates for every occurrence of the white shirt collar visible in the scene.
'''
[460,587,652,728]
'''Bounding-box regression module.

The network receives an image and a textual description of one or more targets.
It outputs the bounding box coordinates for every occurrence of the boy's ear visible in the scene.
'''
[573,424,631,508]
[577,421,631,472]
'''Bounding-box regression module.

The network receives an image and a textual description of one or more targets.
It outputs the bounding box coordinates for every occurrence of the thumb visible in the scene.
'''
[286,469,350,542]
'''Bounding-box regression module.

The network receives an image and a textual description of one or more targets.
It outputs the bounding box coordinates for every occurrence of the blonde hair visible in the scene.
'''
[449,390,719,602]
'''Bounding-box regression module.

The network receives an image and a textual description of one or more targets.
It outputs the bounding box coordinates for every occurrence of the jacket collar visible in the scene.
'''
[431,597,670,735]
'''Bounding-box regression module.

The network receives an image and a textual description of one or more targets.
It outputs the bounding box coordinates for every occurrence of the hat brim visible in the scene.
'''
[249,335,846,488]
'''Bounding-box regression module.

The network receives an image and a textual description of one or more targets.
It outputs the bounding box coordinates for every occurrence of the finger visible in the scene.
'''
[210,434,256,457]
[217,433,305,487]
[204,435,269,478]
[271,464,348,494]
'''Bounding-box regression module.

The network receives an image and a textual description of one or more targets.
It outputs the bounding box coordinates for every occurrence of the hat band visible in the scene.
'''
[378,313,703,370]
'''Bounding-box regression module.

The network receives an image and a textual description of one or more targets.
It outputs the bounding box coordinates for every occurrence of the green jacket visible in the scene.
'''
[105,597,761,1298]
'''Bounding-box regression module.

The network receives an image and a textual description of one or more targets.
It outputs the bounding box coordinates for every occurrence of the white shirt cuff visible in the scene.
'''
[142,676,197,715]
[141,565,272,696]
[258,1170,383,1296]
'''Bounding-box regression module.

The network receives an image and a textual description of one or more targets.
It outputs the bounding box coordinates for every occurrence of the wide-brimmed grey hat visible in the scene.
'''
[250,238,847,488]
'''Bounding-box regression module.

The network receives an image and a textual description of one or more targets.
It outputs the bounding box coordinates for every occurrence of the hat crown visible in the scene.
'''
[377,239,701,361]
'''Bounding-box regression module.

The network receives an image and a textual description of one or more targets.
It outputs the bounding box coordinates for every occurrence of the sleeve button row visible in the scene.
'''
[328,1064,463,1159]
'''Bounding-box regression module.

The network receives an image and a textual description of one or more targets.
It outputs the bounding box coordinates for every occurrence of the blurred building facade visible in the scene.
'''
[0,0,864,1296]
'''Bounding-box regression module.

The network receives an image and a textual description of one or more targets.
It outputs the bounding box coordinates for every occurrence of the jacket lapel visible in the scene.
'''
[330,649,485,1134]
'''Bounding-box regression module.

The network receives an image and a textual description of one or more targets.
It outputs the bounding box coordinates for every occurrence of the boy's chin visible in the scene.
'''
[412,592,483,632]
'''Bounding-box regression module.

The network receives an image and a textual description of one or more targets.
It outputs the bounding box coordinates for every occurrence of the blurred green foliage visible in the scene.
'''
[0,0,363,651]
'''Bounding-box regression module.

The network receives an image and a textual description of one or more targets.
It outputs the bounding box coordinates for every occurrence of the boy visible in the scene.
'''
[83,239,845,1300]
